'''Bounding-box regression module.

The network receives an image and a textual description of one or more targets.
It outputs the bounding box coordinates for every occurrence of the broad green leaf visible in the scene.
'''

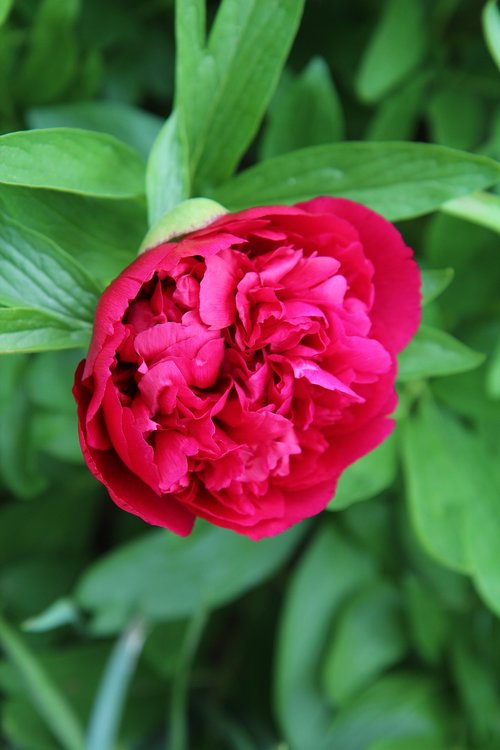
[398,325,485,382]
[356,0,426,103]
[0,185,146,286]
[0,309,90,353]
[0,614,85,750]
[483,0,500,71]
[325,674,447,750]
[176,0,305,187]
[260,56,344,160]
[402,395,470,572]
[76,522,303,632]
[275,524,375,750]
[0,129,145,199]
[322,581,407,707]
[140,197,227,253]
[0,0,14,26]
[0,216,100,324]
[328,435,396,510]
[146,110,190,225]
[212,143,500,221]
[442,191,500,235]
[420,269,454,306]
[27,101,163,160]
[16,0,80,106]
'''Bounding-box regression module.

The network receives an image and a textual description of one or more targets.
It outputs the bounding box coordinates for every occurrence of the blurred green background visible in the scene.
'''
[0,1,500,749]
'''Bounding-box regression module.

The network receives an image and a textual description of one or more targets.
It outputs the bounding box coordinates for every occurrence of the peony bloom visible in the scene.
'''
[74,198,420,539]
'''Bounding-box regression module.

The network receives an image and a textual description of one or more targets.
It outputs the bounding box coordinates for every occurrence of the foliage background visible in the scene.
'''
[0,0,500,748]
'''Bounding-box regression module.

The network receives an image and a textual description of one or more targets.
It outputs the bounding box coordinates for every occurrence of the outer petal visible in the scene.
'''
[298,197,421,353]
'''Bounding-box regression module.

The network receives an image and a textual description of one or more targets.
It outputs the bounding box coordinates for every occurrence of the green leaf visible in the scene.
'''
[0,309,90,353]
[176,0,305,188]
[427,87,485,151]
[483,0,500,72]
[140,198,227,253]
[366,74,429,142]
[442,191,500,235]
[0,216,100,324]
[275,524,375,750]
[260,56,344,160]
[76,522,304,633]
[0,614,85,750]
[402,394,470,572]
[420,269,454,306]
[146,110,190,225]
[486,336,500,399]
[0,129,146,199]
[328,435,396,510]
[16,0,80,106]
[27,101,163,160]
[325,674,447,750]
[403,576,448,665]
[0,185,146,286]
[0,0,14,26]
[322,581,407,707]
[356,0,426,103]
[212,143,500,221]
[23,599,80,634]
[397,325,485,382]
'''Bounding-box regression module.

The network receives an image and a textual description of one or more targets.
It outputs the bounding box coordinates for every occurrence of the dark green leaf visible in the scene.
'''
[176,0,305,187]
[260,56,344,159]
[76,522,304,632]
[397,325,485,382]
[427,87,485,151]
[322,581,407,707]
[212,143,500,221]
[356,0,426,103]
[0,129,145,199]
[275,524,375,750]
[403,576,448,665]
[366,74,429,142]
[27,101,163,160]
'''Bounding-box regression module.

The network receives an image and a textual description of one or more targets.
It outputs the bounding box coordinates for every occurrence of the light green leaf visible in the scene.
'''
[146,110,190,225]
[486,336,500,399]
[442,191,500,235]
[140,197,227,253]
[23,599,80,634]
[483,0,500,71]
[0,0,14,26]
[176,0,305,187]
[0,614,85,750]
[0,185,146,286]
[397,325,485,382]
[275,525,375,750]
[27,101,163,160]
[76,521,304,633]
[0,216,100,324]
[356,0,426,103]
[0,128,146,199]
[260,56,344,160]
[0,309,90,353]
[212,143,500,221]
[402,394,470,572]
[322,581,407,707]
[328,435,396,510]
[420,269,454,306]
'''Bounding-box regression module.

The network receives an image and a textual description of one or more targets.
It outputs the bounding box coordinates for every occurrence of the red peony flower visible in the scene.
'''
[74,198,421,539]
